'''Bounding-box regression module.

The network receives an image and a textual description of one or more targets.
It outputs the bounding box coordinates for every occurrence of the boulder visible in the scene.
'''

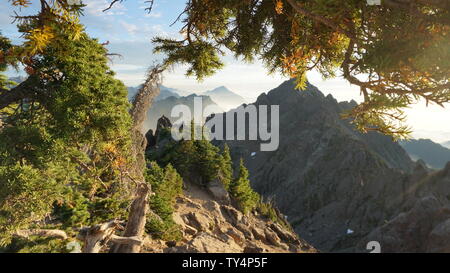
[207,179,231,204]
[251,226,266,242]
[203,200,226,222]
[184,225,198,236]
[226,227,246,245]
[235,223,254,240]
[264,229,281,246]
[221,205,243,225]
[183,212,212,232]
[244,243,266,253]
[269,223,298,244]
[173,233,242,253]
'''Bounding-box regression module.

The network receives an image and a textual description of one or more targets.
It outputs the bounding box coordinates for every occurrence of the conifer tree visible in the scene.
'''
[145,162,183,241]
[0,31,133,247]
[219,144,234,191]
[230,159,260,214]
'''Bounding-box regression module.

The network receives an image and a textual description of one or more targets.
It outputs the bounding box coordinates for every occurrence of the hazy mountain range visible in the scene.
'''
[127,85,246,112]
[127,85,182,102]
[143,94,222,133]
[400,139,450,169]
[202,86,247,111]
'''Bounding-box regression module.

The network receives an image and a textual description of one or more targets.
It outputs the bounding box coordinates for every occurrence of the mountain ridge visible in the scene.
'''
[202,86,247,111]
[220,79,450,252]
[400,139,450,169]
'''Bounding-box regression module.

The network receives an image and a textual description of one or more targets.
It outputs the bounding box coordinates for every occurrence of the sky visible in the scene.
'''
[1,0,449,143]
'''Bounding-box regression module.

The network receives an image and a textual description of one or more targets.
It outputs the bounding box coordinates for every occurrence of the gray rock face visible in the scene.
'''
[223,79,449,252]
[360,195,450,253]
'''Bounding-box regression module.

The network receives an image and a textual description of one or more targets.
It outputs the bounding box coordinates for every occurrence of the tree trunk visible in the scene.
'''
[15,229,68,240]
[112,183,149,253]
[78,220,143,253]
[111,65,164,253]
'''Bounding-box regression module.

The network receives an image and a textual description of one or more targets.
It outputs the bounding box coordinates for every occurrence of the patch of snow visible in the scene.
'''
[347,229,354,235]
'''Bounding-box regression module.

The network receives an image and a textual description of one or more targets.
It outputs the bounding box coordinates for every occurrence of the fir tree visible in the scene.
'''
[230,159,260,214]
[0,33,132,247]
[219,144,234,191]
[145,162,183,241]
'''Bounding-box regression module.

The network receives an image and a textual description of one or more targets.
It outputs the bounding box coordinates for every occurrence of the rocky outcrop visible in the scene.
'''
[359,196,450,253]
[146,116,173,154]
[206,179,231,204]
[142,181,317,253]
[356,163,450,253]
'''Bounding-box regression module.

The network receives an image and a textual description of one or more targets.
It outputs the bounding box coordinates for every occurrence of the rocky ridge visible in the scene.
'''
[142,180,316,253]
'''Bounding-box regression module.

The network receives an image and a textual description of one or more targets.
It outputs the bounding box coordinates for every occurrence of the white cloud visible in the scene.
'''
[115,71,147,87]
[145,12,162,18]
[84,0,127,16]
[120,20,138,35]
[111,64,145,71]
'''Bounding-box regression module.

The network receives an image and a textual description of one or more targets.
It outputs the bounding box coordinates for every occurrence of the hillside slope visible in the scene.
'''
[142,116,315,253]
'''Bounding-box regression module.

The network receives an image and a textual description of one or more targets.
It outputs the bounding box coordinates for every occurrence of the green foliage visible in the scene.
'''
[149,138,263,216]
[0,33,133,248]
[0,164,62,245]
[0,33,14,89]
[0,237,71,254]
[229,159,260,215]
[193,139,222,185]
[257,200,292,231]
[145,162,183,241]
[149,136,224,187]
[219,144,233,191]
[153,38,224,81]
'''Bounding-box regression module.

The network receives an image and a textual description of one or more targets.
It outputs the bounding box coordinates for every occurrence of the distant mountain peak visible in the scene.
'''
[400,138,450,169]
[205,86,235,94]
[201,86,246,111]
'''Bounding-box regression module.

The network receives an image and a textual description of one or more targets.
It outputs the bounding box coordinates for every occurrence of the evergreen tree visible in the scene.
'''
[0,32,132,247]
[0,33,13,90]
[193,139,221,185]
[145,162,183,241]
[219,144,234,191]
[230,159,260,214]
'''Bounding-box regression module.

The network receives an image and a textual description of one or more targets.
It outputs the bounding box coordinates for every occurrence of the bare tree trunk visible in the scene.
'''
[78,220,142,253]
[112,183,149,253]
[111,65,164,253]
[15,229,68,240]
[129,66,164,182]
